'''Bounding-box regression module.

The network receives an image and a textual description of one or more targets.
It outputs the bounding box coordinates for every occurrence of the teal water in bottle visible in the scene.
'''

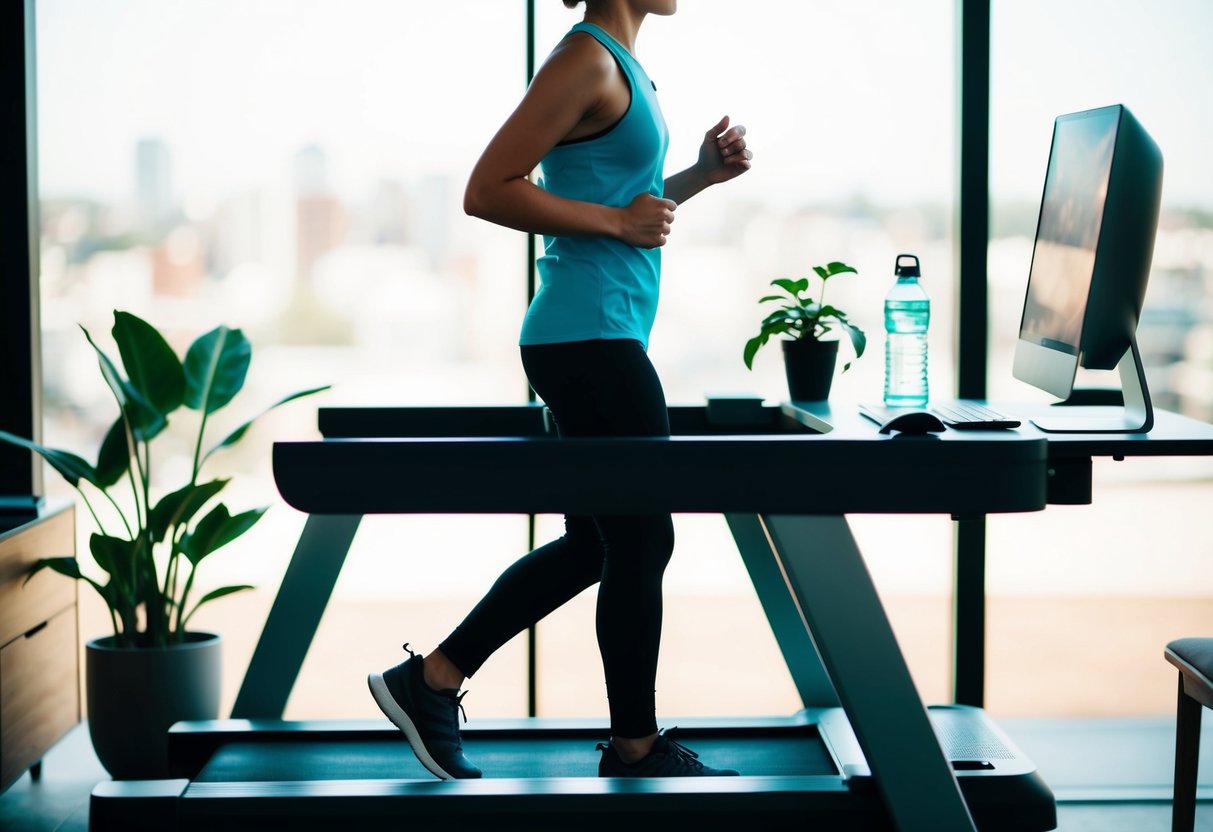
[883,253,930,407]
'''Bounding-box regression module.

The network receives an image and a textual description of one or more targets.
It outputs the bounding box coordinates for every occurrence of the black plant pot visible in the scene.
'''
[86,632,221,779]
[781,338,840,401]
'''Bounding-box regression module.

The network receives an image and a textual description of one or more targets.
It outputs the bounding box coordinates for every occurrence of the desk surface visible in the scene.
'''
[796,400,1213,459]
[313,401,1213,455]
[276,402,1213,516]
[275,404,1053,516]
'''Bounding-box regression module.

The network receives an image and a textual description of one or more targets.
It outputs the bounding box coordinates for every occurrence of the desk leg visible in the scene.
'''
[761,514,976,832]
[232,514,362,719]
[953,515,986,706]
[725,513,839,708]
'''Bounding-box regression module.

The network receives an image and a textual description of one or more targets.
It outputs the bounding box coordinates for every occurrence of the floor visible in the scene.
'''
[3,718,1213,831]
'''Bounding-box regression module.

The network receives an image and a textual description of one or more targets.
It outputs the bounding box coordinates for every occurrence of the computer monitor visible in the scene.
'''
[1011,104,1164,433]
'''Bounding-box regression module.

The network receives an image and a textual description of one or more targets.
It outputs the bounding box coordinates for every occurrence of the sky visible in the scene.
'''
[33,0,1213,209]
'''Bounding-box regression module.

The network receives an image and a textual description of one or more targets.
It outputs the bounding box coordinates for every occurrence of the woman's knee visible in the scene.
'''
[647,515,675,564]
[602,515,674,569]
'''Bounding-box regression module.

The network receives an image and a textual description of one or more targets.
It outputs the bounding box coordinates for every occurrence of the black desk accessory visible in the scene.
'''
[877,410,947,435]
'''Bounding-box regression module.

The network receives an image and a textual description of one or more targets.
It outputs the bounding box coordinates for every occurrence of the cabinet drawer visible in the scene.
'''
[0,505,76,648]
[0,606,81,791]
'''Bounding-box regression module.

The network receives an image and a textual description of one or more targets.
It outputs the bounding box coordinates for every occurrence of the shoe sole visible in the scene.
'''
[367,671,456,781]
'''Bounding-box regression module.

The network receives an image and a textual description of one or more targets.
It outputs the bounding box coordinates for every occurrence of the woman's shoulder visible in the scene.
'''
[545,28,618,81]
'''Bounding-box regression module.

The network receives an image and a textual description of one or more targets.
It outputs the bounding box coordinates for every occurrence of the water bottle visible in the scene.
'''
[883,253,930,407]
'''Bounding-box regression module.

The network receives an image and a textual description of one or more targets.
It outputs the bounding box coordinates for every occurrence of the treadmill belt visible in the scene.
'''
[197,734,837,782]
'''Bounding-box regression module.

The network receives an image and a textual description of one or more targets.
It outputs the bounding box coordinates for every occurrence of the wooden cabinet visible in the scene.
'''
[0,503,79,792]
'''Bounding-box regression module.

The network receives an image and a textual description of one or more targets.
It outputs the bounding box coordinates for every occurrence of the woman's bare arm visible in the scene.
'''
[464,33,676,249]
[664,115,753,205]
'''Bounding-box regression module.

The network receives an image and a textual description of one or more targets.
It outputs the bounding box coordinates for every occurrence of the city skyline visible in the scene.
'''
[34,1,1213,210]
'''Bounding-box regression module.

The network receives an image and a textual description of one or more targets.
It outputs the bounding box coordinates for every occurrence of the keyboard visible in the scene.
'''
[930,401,1021,430]
[860,401,1021,431]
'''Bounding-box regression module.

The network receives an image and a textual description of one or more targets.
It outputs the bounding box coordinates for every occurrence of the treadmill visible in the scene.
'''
[91,403,1056,832]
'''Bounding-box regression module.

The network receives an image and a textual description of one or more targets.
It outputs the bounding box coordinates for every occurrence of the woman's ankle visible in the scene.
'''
[610,732,658,764]
[422,649,466,691]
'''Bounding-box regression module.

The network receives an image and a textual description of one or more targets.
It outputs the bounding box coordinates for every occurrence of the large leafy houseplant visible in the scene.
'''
[743,261,867,372]
[0,310,327,649]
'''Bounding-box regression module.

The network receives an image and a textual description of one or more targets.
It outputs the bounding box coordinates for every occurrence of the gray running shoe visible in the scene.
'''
[368,644,482,779]
[597,729,740,777]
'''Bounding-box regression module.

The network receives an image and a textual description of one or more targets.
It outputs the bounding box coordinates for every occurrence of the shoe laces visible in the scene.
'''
[453,690,469,724]
[659,729,704,770]
[403,643,469,725]
[598,729,706,770]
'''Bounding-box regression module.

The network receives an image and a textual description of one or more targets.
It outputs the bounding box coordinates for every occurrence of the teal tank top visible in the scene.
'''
[519,22,670,350]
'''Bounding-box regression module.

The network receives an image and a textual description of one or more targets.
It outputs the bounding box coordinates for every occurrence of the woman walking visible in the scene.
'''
[369,0,753,779]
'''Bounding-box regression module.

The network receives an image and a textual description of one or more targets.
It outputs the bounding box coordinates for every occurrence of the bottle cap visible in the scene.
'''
[894,254,921,277]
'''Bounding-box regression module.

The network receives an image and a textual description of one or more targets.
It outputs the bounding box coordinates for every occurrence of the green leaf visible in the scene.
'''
[184,326,252,414]
[180,584,255,628]
[823,261,858,277]
[148,479,229,543]
[81,325,167,441]
[743,334,768,369]
[26,557,117,614]
[202,385,331,464]
[0,430,99,488]
[769,278,809,299]
[89,533,137,591]
[113,310,185,416]
[95,419,130,488]
[181,504,266,566]
[24,556,83,583]
[86,534,138,625]
[813,265,829,280]
[756,295,785,304]
[761,320,794,336]
[840,320,867,364]
[761,308,796,327]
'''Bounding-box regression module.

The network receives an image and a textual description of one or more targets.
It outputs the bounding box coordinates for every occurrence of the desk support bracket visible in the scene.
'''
[761,513,977,832]
[953,515,987,707]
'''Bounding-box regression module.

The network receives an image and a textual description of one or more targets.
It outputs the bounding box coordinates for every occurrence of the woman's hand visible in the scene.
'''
[617,192,678,249]
[695,115,753,187]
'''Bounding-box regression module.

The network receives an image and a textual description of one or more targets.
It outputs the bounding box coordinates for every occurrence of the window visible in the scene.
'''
[37,0,533,717]
[986,0,1213,717]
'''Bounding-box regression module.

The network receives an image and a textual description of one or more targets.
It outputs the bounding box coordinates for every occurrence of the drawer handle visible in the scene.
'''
[24,621,48,639]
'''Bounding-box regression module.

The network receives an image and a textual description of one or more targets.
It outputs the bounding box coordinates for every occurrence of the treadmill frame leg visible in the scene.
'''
[232,513,362,719]
[760,513,977,832]
[726,512,839,708]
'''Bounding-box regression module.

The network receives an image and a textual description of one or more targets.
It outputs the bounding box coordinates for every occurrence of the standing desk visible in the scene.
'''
[91,402,1213,831]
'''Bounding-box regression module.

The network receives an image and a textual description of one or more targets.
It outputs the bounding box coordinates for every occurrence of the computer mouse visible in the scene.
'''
[878,411,947,435]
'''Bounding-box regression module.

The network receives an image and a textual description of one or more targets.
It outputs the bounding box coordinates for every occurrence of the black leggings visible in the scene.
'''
[438,339,674,738]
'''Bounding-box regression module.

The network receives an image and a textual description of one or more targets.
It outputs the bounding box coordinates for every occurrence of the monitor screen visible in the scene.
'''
[1012,104,1163,427]
[1018,108,1119,356]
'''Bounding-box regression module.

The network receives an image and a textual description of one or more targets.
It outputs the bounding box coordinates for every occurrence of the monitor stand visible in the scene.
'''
[1030,334,1154,434]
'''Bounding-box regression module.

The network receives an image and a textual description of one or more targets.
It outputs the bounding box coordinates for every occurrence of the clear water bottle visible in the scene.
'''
[883,253,930,407]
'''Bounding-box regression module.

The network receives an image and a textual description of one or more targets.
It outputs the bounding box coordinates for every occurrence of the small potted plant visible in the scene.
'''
[743,261,867,401]
[0,310,327,779]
